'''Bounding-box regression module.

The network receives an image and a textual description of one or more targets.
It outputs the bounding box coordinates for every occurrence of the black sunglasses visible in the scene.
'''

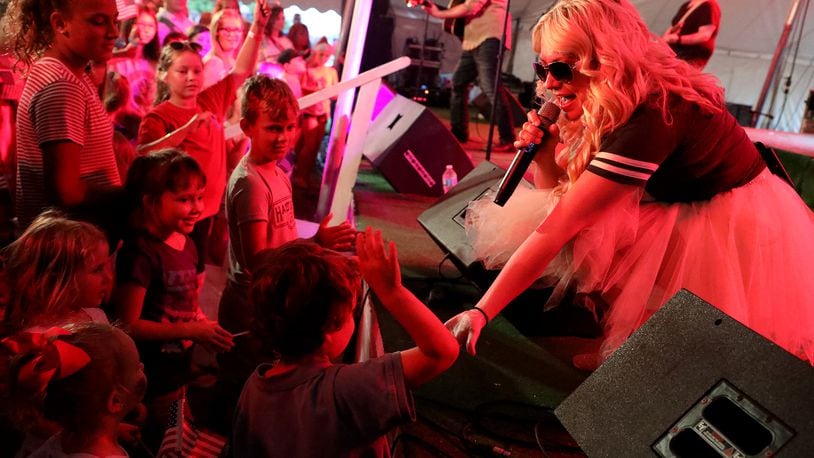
[533,61,578,82]
[166,40,203,53]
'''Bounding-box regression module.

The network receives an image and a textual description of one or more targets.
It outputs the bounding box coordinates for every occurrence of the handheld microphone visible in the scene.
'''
[493,101,561,207]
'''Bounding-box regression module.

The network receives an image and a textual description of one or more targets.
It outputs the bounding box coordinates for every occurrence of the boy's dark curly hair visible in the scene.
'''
[250,240,361,362]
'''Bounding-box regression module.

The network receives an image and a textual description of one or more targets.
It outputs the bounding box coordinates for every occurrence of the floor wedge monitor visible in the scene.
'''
[555,289,814,458]
[363,94,474,196]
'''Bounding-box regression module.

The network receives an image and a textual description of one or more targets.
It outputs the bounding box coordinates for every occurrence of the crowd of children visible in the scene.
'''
[0,0,460,456]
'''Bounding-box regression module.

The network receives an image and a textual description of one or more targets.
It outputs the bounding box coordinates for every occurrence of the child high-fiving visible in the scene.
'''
[356,228,459,388]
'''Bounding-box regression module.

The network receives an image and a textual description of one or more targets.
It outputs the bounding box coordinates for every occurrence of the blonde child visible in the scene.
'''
[112,149,233,451]
[2,210,113,335]
[232,232,459,456]
[0,322,146,457]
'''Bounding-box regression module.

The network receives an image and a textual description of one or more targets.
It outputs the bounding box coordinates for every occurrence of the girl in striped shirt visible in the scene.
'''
[5,0,124,239]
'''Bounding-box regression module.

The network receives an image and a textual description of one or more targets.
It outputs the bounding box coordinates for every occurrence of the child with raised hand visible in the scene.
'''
[232,232,459,457]
[2,210,113,334]
[0,322,146,457]
[136,0,271,264]
[111,149,233,451]
[212,76,355,432]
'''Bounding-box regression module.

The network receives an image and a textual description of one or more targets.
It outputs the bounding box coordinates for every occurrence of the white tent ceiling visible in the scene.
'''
[278,0,344,13]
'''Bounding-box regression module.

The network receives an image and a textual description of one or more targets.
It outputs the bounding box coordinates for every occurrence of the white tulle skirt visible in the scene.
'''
[465,169,814,365]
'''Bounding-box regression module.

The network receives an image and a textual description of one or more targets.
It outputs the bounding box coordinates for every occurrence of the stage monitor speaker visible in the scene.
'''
[363,94,474,196]
[470,87,528,128]
[416,161,533,287]
[555,289,814,458]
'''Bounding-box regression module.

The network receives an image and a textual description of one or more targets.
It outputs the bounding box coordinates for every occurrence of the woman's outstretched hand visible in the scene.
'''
[444,308,488,356]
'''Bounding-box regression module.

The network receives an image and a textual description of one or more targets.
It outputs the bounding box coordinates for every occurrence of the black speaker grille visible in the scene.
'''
[554,289,814,457]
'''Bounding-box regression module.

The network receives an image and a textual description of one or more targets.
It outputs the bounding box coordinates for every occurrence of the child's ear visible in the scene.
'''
[49,11,68,37]
[107,388,127,415]
[240,118,252,136]
[142,194,160,214]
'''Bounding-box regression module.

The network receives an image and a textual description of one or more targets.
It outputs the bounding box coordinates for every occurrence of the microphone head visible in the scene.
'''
[537,100,561,127]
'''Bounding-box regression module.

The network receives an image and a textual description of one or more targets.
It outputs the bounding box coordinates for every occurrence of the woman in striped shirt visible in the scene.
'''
[5,0,123,240]
[453,0,814,370]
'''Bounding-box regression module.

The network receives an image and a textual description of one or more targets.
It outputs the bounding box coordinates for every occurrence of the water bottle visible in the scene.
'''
[441,164,458,194]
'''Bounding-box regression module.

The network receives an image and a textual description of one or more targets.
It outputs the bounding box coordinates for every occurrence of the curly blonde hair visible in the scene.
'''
[532,0,724,193]
[1,210,107,333]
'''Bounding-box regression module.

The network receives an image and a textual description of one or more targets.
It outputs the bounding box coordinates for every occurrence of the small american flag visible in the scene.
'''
[156,392,227,458]
[116,0,138,21]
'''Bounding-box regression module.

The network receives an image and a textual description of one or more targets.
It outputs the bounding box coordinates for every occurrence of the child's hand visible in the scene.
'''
[181,112,214,139]
[127,26,140,48]
[118,422,142,445]
[189,320,234,353]
[118,403,147,444]
[254,0,271,28]
[192,111,214,128]
[314,213,356,251]
[356,227,401,295]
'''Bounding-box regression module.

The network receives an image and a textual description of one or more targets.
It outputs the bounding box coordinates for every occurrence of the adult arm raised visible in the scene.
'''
[229,0,271,85]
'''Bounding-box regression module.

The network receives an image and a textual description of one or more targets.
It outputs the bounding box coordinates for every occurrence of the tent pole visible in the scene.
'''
[317,0,373,223]
[752,0,803,128]
[485,0,511,160]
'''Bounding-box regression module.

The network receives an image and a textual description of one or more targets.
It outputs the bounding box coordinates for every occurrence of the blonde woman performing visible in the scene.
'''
[452,0,814,370]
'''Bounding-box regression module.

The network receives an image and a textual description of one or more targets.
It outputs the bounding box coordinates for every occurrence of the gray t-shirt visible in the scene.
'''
[232,352,415,457]
[225,156,298,287]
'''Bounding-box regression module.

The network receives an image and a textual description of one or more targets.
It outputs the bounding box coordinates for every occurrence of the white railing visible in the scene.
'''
[297,56,411,224]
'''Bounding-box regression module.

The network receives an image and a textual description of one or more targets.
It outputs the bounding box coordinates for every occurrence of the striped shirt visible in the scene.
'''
[16,58,121,229]
[588,152,659,187]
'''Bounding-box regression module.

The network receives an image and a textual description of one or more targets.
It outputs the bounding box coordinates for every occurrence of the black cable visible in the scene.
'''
[413,395,585,455]
[390,432,455,457]
[474,400,584,454]
[533,420,552,458]
[413,411,479,455]
[436,252,468,282]
[462,422,512,456]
